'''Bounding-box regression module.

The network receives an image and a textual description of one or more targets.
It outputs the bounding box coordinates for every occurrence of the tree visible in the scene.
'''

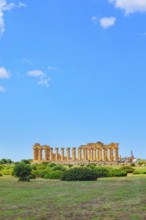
[0,158,13,164]
[13,162,32,181]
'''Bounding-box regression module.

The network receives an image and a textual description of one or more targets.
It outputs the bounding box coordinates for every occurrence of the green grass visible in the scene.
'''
[0,176,146,220]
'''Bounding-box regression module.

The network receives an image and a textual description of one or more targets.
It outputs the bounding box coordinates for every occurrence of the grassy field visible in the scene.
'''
[0,175,146,220]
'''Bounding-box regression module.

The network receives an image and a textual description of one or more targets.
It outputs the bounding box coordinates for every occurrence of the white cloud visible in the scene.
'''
[0,0,26,35]
[0,10,4,34]
[109,0,146,14]
[0,85,5,92]
[100,17,116,28]
[38,77,51,87]
[27,70,44,77]
[48,66,59,72]
[0,66,10,92]
[0,66,10,79]
[27,69,51,87]
[18,2,26,8]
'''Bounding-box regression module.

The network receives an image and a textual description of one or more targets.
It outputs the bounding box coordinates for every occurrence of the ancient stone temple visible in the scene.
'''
[33,142,119,164]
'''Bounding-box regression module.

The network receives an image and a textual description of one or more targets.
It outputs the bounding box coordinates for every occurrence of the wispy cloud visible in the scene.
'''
[27,69,51,87]
[91,16,98,24]
[48,66,59,72]
[0,85,5,92]
[100,17,116,28]
[108,0,146,14]
[0,0,26,35]
[0,66,10,92]
[18,2,26,8]
[0,66,10,79]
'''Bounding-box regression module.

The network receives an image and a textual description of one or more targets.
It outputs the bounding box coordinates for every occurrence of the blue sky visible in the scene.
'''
[0,0,146,161]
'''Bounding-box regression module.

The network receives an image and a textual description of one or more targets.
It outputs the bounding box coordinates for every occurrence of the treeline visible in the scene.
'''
[0,158,13,164]
[1,160,146,181]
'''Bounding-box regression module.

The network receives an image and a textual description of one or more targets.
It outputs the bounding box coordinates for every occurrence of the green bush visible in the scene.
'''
[47,163,56,167]
[120,166,135,173]
[0,165,4,170]
[35,163,48,170]
[108,168,127,177]
[0,173,2,176]
[31,164,37,170]
[133,169,146,175]
[1,168,13,175]
[94,167,110,177]
[60,167,98,181]
[86,164,96,170]
[44,170,63,179]
[31,169,49,178]
[13,162,32,181]
[52,164,66,172]
[20,159,31,164]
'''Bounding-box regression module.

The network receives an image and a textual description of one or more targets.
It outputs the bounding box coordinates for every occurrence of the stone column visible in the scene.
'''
[93,149,96,161]
[104,148,107,161]
[89,148,93,161]
[83,148,87,160]
[72,148,76,161]
[38,148,42,161]
[80,149,83,160]
[110,148,113,161]
[50,148,53,161]
[44,148,48,161]
[55,148,59,161]
[66,148,70,161]
[61,148,64,161]
[96,149,99,161]
[115,148,119,161]
[88,149,91,160]
[33,148,38,161]
[78,148,81,160]
[99,148,102,161]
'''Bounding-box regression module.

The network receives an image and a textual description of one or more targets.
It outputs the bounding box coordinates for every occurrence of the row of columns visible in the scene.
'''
[33,145,119,162]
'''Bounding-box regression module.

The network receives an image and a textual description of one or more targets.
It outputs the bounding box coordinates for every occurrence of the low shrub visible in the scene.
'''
[44,170,63,179]
[86,164,96,170]
[50,170,63,179]
[133,169,146,175]
[94,167,110,177]
[120,166,135,173]
[47,163,56,167]
[36,163,48,170]
[108,168,127,177]
[60,167,98,181]
[31,169,49,178]
[0,173,2,176]
[52,164,66,172]
[0,165,5,170]
[1,168,13,175]
[44,173,50,179]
